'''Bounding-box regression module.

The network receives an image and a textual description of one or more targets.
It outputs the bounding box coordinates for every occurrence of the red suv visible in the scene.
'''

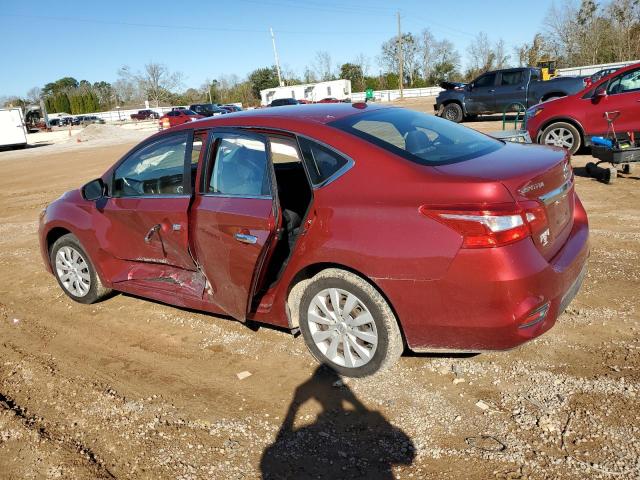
[527,62,640,154]
[39,104,589,377]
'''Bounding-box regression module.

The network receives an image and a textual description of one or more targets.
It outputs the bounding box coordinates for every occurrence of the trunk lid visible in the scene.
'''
[435,142,574,260]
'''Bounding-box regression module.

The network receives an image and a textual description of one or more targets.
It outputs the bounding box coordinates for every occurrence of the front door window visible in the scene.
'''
[112,133,189,197]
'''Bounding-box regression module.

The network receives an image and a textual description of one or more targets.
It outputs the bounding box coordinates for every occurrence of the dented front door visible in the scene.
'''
[97,131,198,276]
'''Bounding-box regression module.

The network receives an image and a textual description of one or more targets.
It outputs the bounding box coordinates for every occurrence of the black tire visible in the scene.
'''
[441,103,464,123]
[540,122,582,155]
[606,167,617,184]
[297,269,403,377]
[50,233,111,304]
[622,163,634,174]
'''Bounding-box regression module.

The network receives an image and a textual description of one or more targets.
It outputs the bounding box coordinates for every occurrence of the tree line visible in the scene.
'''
[2,0,638,112]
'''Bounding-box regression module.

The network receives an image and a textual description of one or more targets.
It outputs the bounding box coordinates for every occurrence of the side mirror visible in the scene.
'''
[594,83,608,98]
[81,178,105,201]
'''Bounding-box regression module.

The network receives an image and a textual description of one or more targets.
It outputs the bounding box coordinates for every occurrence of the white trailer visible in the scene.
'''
[0,108,28,149]
[260,79,352,106]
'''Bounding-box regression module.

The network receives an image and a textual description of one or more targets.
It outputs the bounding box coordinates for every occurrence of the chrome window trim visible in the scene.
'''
[108,194,191,200]
[539,176,573,205]
[200,193,272,200]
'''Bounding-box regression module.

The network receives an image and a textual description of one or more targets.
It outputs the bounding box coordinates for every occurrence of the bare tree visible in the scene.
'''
[139,62,183,107]
[494,39,510,69]
[26,87,42,104]
[313,51,334,81]
[467,32,494,73]
[353,53,370,78]
[113,66,139,105]
[420,29,437,81]
[381,33,421,86]
[606,0,640,61]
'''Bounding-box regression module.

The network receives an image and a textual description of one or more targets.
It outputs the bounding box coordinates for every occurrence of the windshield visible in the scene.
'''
[330,108,503,165]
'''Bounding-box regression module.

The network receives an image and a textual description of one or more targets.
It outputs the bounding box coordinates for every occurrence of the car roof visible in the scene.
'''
[189,103,387,128]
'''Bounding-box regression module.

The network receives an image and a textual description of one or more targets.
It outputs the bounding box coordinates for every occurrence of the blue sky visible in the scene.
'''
[1,0,557,97]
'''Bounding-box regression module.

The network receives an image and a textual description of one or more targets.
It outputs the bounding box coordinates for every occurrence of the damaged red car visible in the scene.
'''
[39,104,589,377]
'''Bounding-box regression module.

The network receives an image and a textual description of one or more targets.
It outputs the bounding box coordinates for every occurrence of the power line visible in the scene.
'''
[0,14,387,36]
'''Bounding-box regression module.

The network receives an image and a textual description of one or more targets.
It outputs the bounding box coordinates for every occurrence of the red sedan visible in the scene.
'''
[527,62,640,154]
[159,109,203,129]
[316,97,341,103]
[39,103,589,377]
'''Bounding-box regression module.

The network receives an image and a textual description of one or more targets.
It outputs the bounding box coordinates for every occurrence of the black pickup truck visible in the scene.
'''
[435,67,586,122]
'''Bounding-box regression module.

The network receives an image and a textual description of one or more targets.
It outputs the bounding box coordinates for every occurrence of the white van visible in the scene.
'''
[0,108,28,149]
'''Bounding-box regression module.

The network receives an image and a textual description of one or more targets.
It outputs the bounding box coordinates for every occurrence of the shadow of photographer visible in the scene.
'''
[260,365,415,479]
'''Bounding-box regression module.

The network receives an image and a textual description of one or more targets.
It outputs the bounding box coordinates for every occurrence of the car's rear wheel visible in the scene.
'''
[298,269,403,377]
[441,103,463,123]
[50,234,111,304]
[541,122,581,154]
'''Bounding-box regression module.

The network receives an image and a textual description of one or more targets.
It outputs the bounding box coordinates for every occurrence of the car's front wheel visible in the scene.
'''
[50,233,111,304]
[441,103,464,123]
[540,122,581,154]
[298,269,403,377]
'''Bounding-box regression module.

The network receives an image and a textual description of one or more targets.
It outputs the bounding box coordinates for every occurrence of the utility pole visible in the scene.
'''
[270,27,284,87]
[397,11,403,99]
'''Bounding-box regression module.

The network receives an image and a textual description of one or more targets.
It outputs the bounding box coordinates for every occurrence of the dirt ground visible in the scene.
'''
[0,100,639,480]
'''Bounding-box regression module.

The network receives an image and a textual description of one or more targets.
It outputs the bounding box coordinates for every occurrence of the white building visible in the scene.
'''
[260,79,352,106]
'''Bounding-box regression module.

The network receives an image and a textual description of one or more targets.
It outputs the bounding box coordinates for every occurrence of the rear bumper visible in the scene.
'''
[378,194,590,351]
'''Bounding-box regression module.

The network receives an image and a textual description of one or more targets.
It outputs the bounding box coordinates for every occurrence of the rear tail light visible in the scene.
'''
[419,202,548,249]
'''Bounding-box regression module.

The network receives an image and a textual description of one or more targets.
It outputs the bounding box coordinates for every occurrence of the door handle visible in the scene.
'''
[234,233,258,244]
[144,224,161,243]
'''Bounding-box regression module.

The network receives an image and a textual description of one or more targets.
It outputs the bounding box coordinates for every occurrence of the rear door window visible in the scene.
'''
[607,68,640,95]
[500,70,524,86]
[207,135,271,197]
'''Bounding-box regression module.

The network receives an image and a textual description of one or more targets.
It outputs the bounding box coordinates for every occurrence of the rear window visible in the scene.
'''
[330,108,503,165]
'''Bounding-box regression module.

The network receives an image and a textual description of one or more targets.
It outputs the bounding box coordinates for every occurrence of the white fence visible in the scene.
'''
[351,86,443,103]
[557,60,639,77]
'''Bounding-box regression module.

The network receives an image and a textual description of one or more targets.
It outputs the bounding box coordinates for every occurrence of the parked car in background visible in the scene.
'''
[435,67,587,122]
[584,67,620,88]
[296,99,311,104]
[526,62,640,154]
[222,104,243,111]
[80,116,106,126]
[189,104,228,117]
[39,103,588,377]
[48,118,60,127]
[58,117,73,127]
[317,97,341,103]
[130,110,159,121]
[269,98,298,107]
[158,109,203,129]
